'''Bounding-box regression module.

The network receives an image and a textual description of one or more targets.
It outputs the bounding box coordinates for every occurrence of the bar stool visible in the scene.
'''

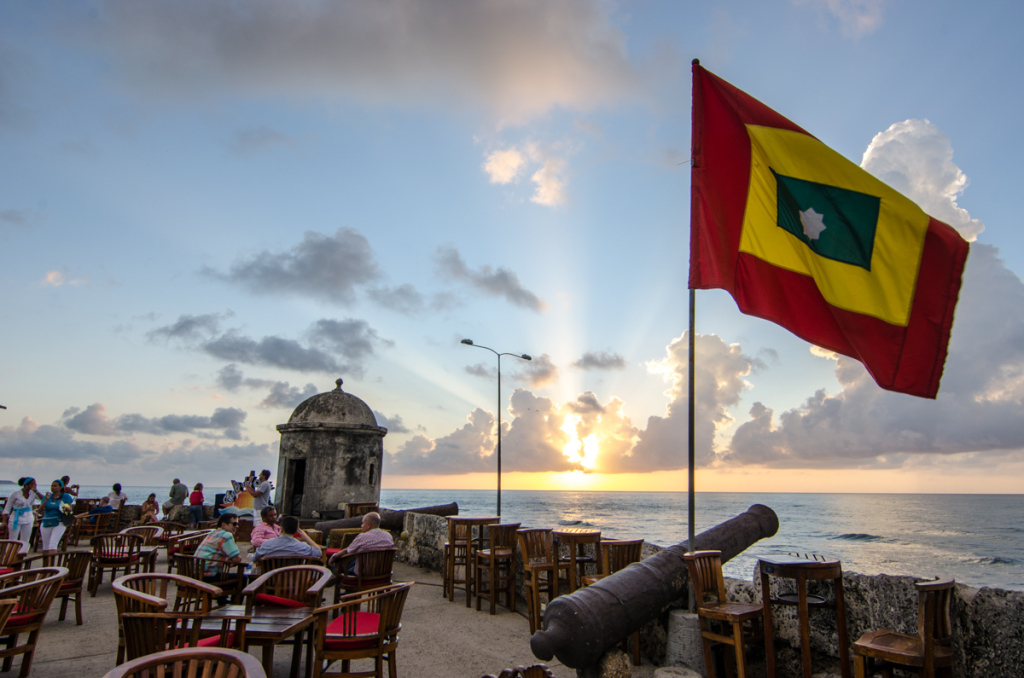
[475,523,521,615]
[443,520,470,601]
[517,528,571,634]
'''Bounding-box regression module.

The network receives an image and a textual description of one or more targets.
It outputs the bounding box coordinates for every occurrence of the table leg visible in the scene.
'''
[290,630,303,677]
[567,547,578,593]
[465,537,475,608]
[760,567,777,678]
[835,575,851,678]
[261,644,274,677]
[797,571,812,678]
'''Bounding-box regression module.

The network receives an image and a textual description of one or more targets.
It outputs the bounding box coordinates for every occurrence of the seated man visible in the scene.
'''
[250,506,282,550]
[86,496,115,524]
[195,513,242,601]
[328,512,394,574]
[253,515,322,561]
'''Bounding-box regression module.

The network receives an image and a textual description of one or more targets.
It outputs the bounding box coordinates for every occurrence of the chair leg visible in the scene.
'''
[74,591,83,625]
[59,595,69,622]
[854,654,867,678]
[489,557,498,614]
[732,621,747,678]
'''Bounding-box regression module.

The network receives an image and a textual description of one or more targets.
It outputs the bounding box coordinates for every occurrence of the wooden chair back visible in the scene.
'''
[73,511,114,545]
[92,533,144,562]
[166,529,213,572]
[0,598,15,634]
[23,550,92,624]
[599,539,644,575]
[114,572,220,614]
[0,540,25,569]
[517,528,556,565]
[0,566,69,673]
[683,550,727,608]
[485,523,522,551]
[327,528,362,550]
[120,525,164,546]
[101,646,267,678]
[918,578,955,651]
[121,612,205,661]
[244,564,333,611]
[447,519,471,546]
[314,582,414,668]
[256,555,325,575]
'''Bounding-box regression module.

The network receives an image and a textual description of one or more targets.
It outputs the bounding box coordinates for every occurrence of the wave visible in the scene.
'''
[975,556,1019,566]
[832,533,885,542]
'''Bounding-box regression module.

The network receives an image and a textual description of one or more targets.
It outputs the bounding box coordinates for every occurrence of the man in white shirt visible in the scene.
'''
[251,470,273,514]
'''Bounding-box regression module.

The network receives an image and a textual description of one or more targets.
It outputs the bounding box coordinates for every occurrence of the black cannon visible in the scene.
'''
[530,503,779,669]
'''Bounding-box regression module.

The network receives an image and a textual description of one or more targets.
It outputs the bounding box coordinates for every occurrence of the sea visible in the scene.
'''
[66,485,1023,592]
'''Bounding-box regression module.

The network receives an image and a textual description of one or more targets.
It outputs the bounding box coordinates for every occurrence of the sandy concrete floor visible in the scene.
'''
[13,549,660,678]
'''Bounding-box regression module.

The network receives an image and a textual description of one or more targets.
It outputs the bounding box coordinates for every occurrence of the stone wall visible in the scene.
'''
[394,513,1024,678]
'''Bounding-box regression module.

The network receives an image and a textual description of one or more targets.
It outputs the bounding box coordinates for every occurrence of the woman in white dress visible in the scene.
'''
[2,478,44,553]
[107,483,128,510]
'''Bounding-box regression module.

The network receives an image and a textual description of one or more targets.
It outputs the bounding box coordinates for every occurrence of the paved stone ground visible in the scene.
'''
[15,549,661,678]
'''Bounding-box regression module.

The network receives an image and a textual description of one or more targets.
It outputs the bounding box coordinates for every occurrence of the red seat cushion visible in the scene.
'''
[0,568,14,576]
[5,613,39,628]
[323,612,380,650]
[325,548,341,557]
[254,593,306,608]
[195,632,235,648]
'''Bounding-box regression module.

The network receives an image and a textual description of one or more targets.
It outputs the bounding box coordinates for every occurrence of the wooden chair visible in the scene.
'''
[0,540,25,575]
[22,550,91,625]
[443,520,470,602]
[113,572,223,664]
[89,533,145,596]
[71,511,114,546]
[333,548,396,604]
[101,646,267,678]
[482,665,555,678]
[516,528,571,634]
[684,550,764,678]
[0,566,68,678]
[166,529,213,573]
[257,554,326,575]
[173,553,248,604]
[326,529,362,562]
[121,611,246,662]
[475,523,520,615]
[152,521,188,561]
[345,502,378,519]
[121,525,164,572]
[581,539,645,664]
[853,578,956,678]
[313,582,413,678]
[244,564,333,611]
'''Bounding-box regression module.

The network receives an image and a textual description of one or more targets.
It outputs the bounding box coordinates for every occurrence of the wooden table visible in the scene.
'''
[205,604,316,678]
[552,527,601,593]
[758,554,851,678]
[446,516,499,607]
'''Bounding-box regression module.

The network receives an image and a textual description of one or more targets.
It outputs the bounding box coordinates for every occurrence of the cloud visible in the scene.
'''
[204,228,379,305]
[572,351,627,371]
[793,0,887,37]
[528,149,568,207]
[373,411,410,434]
[482,143,570,207]
[516,354,559,388]
[366,284,424,315]
[1,209,32,228]
[40,268,88,287]
[215,364,319,409]
[61,402,248,440]
[0,416,144,462]
[483,148,526,184]
[226,125,298,156]
[861,119,984,241]
[88,0,643,124]
[435,246,546,311]
[152,315,389,377]
[385,408,496,475]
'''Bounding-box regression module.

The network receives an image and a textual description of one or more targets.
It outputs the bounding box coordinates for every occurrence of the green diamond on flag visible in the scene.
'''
[771,168,880,271]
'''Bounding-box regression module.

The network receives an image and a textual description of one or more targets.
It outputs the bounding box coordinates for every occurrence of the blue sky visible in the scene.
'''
[2,0,1023,493]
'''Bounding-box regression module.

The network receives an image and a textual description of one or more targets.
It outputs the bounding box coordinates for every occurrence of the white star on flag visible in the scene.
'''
[799,207,827,240]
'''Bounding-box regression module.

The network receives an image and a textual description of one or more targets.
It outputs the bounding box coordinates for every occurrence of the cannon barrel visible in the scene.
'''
[314,502,459,533]
[530,503,779,669]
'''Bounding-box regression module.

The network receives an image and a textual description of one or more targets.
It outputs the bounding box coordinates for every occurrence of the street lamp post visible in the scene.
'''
[461,338,531,517]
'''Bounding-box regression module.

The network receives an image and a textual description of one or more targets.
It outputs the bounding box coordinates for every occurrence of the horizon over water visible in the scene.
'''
[66,485,1023,592]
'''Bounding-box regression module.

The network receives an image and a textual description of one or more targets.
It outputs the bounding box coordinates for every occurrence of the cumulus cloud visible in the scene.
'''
[87,0,642,125]
[61,402,248,440]
[226,125,299,156]
[435,246,546,311]
[516,354,559,388]
[373,411,410,434]
[861,119,984,241]
[152,315,389,377]
[41,269,88,287]
[366,284,425,315]
[385,408,496,475]
[482,143,569,207]
[572,351,627,371]
[483,148,526,184]
[204,228,379,305]
[794,0,886,37]
[0,416,144,462]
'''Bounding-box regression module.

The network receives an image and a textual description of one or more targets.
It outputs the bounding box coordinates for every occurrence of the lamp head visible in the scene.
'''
[521,354,532,361]
[461,339,474,346]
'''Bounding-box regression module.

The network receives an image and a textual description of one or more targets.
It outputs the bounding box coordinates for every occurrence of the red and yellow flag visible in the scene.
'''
[689,63,969,399]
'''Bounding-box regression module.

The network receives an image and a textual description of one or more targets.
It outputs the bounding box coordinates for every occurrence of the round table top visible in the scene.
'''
[552,526,601,537]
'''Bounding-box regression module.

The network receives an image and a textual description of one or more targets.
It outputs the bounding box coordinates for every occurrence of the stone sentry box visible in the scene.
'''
[275,379,387,518]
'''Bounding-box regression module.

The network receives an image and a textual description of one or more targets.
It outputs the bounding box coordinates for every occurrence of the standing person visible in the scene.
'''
[3,478,44,552]
[163,478,188,518]
[194,513,242,602]
[189,483,205,528]
[250,469,273,514]
[250,506,282,550]
[60,475,79,497]
[253,515,321,561]
[40,479,74,553]
[107,483,128,510]
[328,512,393,574]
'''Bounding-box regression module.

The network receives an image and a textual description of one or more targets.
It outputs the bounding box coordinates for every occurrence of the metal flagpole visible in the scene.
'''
[688,288,696,550]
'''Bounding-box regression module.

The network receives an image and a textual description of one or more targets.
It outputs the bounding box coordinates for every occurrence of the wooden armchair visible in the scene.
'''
[684,550,764,678]
[89,533,145,596]
[121,526,164,572]
[853,578,956,678]
[0,566,68,678]
[166,529,213,573]
[244,564,333,611]
[22,550,91,625]
[113,572,223,664]
[0,540,25,575]
[71,511,114,546]
[516,528,571,634]
[333,548,396,604]
[173,553,248,604]
[313,582,413,678]
[101,646,267,678]
[121,611,246,662]
[475,523,521,615]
